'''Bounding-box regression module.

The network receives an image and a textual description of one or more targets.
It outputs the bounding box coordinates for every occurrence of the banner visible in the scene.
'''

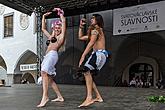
[20,63,37,71]
[113,1,165,35]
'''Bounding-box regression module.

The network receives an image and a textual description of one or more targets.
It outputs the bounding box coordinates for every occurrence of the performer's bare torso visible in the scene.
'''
[46,34,63,53]
[93,30,105,51]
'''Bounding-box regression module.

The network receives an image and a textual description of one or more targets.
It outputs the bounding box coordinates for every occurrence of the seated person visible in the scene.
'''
[156,79,163,89]
[144,80,151,88]
[129,78,136,87]
[137,79,143,88]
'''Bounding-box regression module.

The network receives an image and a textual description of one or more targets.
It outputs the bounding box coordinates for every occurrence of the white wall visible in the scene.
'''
[0,4,38,86]
[0,5,37,74]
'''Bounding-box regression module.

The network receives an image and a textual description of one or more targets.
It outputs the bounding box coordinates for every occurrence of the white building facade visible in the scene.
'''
[0,4,38,86]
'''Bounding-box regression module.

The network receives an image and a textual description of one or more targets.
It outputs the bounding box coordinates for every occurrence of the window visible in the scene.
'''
[4,13,13,38]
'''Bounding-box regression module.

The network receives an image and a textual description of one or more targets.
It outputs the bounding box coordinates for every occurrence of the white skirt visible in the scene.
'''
[41,50,58,76]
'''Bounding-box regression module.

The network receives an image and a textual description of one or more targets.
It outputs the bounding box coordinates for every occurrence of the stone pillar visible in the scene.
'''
[6,74,14,86]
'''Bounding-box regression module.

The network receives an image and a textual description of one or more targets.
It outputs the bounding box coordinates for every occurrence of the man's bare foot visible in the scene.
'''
[51,97,64,102]
[93,98,103,102]
[37,98,49,108]
[78,99,94,107]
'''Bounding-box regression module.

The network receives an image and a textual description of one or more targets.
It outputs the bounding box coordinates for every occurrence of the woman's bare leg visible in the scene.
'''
[50,78,64,102]
[78,71,94,107]
[37,72,49,107]
[92,82,103,102]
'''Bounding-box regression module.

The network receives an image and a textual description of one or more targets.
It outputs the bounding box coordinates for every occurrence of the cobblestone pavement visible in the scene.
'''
[0,84,165,110]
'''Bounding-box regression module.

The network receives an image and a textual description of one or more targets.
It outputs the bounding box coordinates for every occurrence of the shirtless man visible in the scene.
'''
[78,14,108,107]
[37,8,66,107]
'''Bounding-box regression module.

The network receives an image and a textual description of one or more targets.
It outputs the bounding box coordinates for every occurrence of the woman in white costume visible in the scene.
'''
[37,8,66,108]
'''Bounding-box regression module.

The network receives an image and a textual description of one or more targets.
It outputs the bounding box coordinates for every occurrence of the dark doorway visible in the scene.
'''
[22,73,35,84]
[129,63,153,86]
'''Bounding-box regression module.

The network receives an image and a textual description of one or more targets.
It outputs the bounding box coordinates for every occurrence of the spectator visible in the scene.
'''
[137,79,143,88]
[37,76,42,85]
[129,77,136,87]
[156,79,163,89]
[144,79,151,88]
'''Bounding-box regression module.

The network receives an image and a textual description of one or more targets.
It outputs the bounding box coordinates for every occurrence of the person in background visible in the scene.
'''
[129,77,136,87]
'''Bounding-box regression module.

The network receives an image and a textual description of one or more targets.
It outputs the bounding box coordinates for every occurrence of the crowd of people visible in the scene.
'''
[122,77,165,89]
[122,77,152,88]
